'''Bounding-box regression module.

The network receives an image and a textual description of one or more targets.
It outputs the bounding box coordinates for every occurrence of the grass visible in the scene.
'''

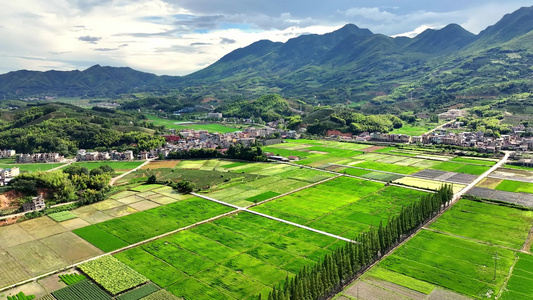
[501,253,533,299]
[88,197,234,244]
[73,226,129,252]
[390,123,434,136]
[71,161,143,171]
[119,167,262,190]
[130,184,164,192]
[251,177,428,238]
[430,161,465,172]
[496,180,533,194]
[145,115,242,133]
[430,199,533,250]
[48,211,78,222]
[114,211,340,299]
[377,229,515,299]
[246,191,280,203]
[115,248,187,288]
[352,161,421,174]
[452,157,497,166]
[0,163,65,173]
[503,164,533,171]
[453,164,491,175]
[364,267,435,294]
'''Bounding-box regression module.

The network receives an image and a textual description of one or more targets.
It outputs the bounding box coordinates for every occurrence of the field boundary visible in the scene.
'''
[0,208,239,293]
[279,161,435,193]
[110,158,155,186]
[333,164,472,186]
[522,224,533,253]
[192,193,356,244]
[496,254,520,299]
[327,151,512,299]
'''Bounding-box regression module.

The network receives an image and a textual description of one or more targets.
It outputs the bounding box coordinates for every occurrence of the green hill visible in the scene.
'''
[0,103,164,155]
[1,5,533,112]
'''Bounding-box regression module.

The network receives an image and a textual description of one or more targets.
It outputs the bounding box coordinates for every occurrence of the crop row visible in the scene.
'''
[52,280,111,300]
[79,256,148,295]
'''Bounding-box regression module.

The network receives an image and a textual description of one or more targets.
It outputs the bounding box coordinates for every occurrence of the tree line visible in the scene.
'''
[259,184,453,300]
[167,143,267,162]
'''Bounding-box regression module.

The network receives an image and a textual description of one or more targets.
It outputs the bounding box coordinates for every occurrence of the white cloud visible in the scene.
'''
[345,7,396,22]
[0,1,531,76]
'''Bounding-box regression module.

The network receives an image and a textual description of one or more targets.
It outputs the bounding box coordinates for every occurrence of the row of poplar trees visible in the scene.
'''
[260,184,454,300]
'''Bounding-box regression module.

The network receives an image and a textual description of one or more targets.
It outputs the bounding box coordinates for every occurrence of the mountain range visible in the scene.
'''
[1,6,533,107]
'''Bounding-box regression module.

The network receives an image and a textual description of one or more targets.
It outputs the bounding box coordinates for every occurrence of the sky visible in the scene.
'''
[0,0,531,76]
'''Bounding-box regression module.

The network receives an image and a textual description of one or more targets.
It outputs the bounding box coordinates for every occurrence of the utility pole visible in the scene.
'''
[493,251,500,281]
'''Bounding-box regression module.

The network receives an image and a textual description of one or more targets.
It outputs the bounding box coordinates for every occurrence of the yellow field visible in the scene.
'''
[394,177,465,194]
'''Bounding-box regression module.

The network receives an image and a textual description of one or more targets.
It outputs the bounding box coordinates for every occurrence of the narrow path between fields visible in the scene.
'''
[46,161,73,172]
[521,224,533,253]
[496,255,520,299]
[0,209,239,293]
[109,158,155,186]
[423,119,456,135]
[192,192,356,244]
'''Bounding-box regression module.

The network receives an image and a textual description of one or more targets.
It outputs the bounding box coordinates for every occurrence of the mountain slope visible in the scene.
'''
[0,5,533,106]
[0,65,161,97]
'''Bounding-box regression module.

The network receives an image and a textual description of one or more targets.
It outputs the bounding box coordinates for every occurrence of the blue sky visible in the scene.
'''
[0,0,531,75]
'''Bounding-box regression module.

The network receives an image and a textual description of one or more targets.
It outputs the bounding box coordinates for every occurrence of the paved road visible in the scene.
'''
[423,119,456,135]
[192,193,356,244]
[452,151,511,201]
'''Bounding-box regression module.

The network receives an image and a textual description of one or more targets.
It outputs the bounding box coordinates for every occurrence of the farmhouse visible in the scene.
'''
[22,194,45,212]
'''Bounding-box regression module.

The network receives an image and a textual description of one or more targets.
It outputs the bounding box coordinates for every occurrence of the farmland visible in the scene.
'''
[3,143,529,300]
[71,161,144,172]
[251,177,429,238]
[495,179,533,194]
[79,256,148,295]
[429,199,533,249]
[74,197,234,248]
[500,253,533,299]
[114,212,342,299]
[0,162,65,173]
[336,197,533,300]
[144,115,243,133]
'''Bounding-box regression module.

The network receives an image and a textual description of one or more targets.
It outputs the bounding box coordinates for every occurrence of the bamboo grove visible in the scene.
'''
[260,184,454,300]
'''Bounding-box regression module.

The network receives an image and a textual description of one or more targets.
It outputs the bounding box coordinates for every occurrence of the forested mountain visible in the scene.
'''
[0,103,165,155]
[1,6,533,108]
[0,65,160,97]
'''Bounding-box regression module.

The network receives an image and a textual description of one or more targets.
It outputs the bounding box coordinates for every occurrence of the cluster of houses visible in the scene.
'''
[162,127,300,152]
[411,129,533,152]
[77,149,134,161]
[328,127,533,153]
[16,153,65,163]
[0,149,16,158]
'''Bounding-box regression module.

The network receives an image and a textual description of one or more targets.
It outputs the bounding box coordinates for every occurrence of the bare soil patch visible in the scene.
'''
[361,145,386,152]
[142,160,180,169]
[344,280,413,300]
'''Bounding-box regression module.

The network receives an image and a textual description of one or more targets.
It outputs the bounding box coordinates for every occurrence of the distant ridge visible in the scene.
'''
[1,5,533,100]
